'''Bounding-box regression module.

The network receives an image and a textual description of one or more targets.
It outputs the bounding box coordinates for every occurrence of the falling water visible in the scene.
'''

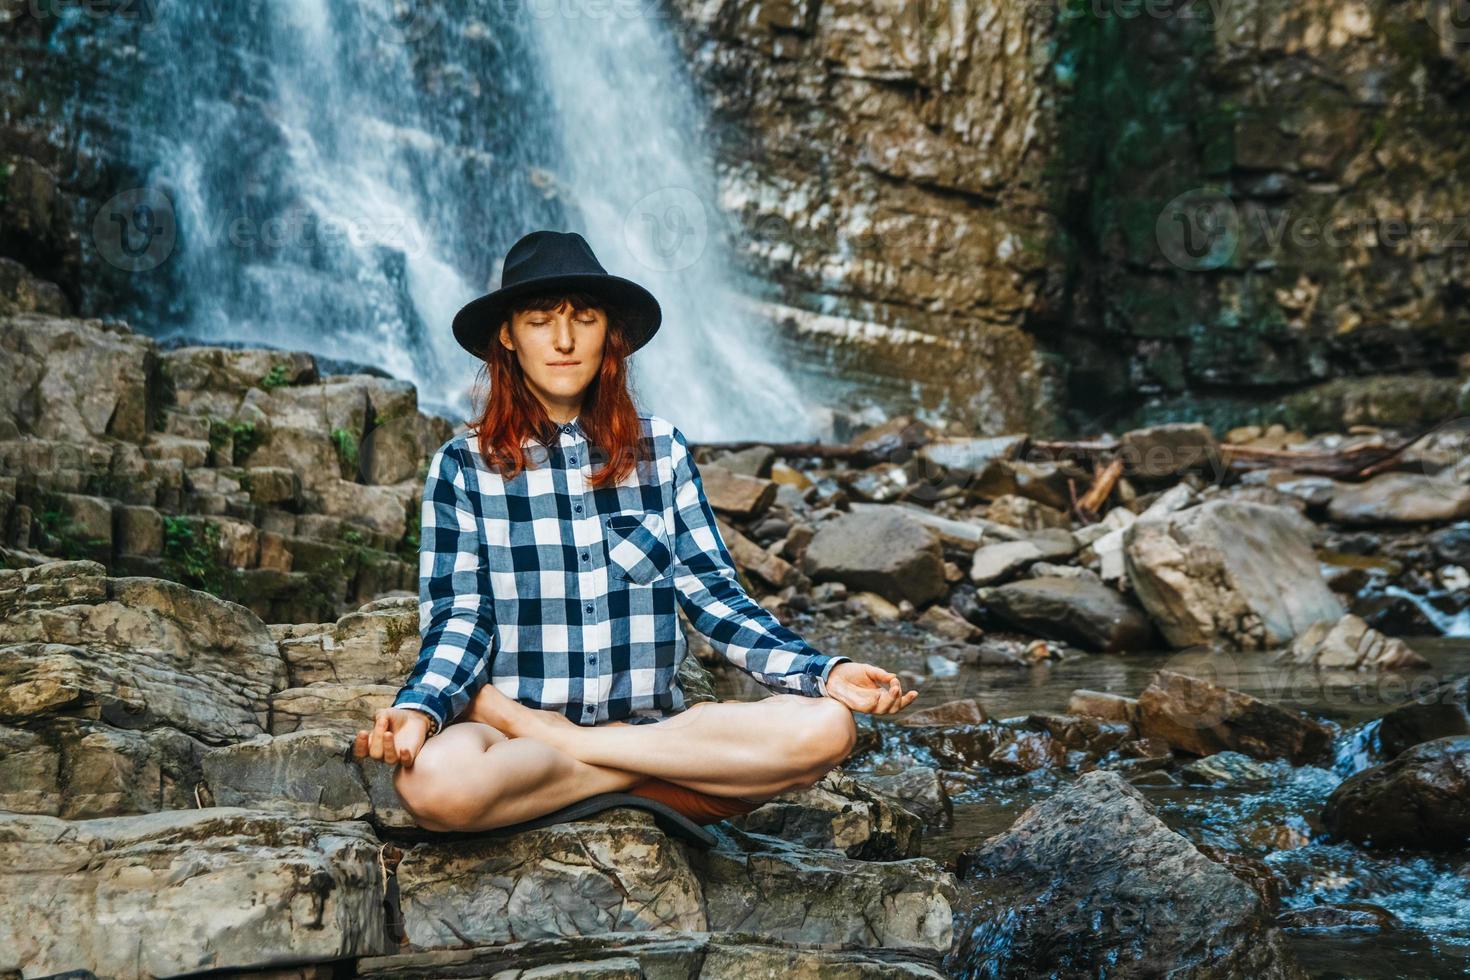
[58,0,828,439]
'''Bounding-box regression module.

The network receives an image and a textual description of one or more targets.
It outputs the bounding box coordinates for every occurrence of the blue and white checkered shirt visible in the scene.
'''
[391,412,849,732]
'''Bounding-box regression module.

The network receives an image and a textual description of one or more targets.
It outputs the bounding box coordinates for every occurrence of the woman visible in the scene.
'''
[355,230,917,831]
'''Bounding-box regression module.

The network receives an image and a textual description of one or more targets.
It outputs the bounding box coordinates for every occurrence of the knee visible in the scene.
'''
[795,696,857,774]
[393,747,483,832]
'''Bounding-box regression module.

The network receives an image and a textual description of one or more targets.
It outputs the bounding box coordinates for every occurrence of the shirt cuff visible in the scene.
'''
[394,696,447,736]
[814,656,851,698]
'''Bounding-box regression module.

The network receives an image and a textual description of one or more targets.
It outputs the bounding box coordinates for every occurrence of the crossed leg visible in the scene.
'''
[393,689,857,833]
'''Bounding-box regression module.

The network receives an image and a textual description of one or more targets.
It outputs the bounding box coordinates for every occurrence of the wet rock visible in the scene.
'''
[1327,473,1470,525]
[727,769,922,860]
[1022,713,1134,756]
[1283,614,1429,671]
[952,771,1303,978]
[914,603,983,642]
[0,807,391,979]
[971,458,1088,511]
[695,825,957,953]
[853,767,952,828]
[1179,751,1277,788]
[1429,522,1470,567]
[969,529,1077,585]
[896,696,988,727]
[1124,500,1344,649]
[699,463,778,518]
[1068,689,1139,725]
[1278,902,1398,931]
[1322,736,1470,850]
[1376,675,1470,759]
[803,507,946,606]
[1137,670,1334,765]
[358,932,950,978]
[985,576,1155,652]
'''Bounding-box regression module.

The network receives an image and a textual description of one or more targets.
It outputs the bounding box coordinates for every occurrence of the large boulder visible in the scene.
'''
[803,507,946,606]
[727,769,923,860]
[969,529,1077,585]
[951,771,1303,978]
[0,314,155,442]
[1124,500,1344,649]
[1322,736,1470,850]
[0,808,392,979]
[1136,670,1334,765]
[1282,613,1429,671]
[985,576,1155,652]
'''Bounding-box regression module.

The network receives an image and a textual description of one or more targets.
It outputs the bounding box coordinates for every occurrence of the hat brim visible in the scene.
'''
[452,273,662,359]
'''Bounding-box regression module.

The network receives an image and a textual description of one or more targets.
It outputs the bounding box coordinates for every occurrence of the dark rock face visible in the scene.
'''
[950,771,1304,979]
[985,575,1155,652]
[1322,736,1470,851]
[1136,670,1335,765]
[1376,675,1470,761]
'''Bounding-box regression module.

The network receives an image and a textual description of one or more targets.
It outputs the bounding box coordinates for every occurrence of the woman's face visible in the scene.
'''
[498,300,607,412]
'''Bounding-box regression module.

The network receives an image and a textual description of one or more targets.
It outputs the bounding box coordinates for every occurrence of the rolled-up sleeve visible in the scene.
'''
[667,424,849,697]
[392,443,496,730]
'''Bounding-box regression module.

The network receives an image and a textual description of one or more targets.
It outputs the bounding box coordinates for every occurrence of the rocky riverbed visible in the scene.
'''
[1,313,1468,977]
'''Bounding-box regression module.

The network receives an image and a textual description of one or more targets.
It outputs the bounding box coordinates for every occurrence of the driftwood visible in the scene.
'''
[1075,457,1125,518]
[1218,421,1449,480]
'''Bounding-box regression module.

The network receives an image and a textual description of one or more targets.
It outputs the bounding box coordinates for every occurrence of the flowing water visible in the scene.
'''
[53,0,832,439]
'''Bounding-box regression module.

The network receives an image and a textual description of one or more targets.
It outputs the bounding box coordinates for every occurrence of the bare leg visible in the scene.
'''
[468,685,857,798]
[393,720,648,833]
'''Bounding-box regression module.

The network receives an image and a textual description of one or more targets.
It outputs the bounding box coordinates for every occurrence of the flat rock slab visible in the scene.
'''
[694,826,956,953]
[0,807,391,979]
[985,575,1155,651]
[397,808,706,949]
[952,770,1304,978]
[359,931,949,978]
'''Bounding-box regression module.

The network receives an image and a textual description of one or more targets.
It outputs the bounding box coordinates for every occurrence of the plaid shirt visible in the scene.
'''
[391,413,849,732]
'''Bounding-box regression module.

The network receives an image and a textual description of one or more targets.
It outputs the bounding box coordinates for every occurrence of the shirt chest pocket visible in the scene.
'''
[604,510,673,585]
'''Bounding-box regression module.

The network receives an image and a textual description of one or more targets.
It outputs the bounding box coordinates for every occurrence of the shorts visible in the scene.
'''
[625,776,771,825]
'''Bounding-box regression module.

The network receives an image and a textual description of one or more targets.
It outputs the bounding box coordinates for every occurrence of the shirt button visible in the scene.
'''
[581,552,589,561]
[568,454,576,464]
[585,603,594,613]
[574,505,582,513]
[589,655,597,663]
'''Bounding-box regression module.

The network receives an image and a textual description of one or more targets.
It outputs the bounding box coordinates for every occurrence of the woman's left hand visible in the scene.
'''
[823,661,918,715]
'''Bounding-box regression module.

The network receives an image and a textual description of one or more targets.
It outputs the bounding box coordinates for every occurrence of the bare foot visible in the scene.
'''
[469,682,576,740]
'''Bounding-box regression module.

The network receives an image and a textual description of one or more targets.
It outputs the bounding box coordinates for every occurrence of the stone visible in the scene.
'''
[0,808,391,979]
[1136,670,1335,765]
[715,444,776,477]
[985,576,1155,652]
[1375,675,1470,760]
[397,808,704,947]
[804,507,945,606]
[951,771,1303,978]
[985,493,1070,530]
[1118,423,1220,479]
[971,458,1087,511]
[696,462,778,518]
[695,826,956,953]
[1283,614,1429,671]
[1322,736,1470,850]
[1327,472,1470,525]
[1124,500,1344,649]
[717,515,799,588]
[853,767,952,828]
[914,603,982,642]
[1179,751,1277,787]
[1067,689,1140,725]
[269,684,396,736]
[896,696,988,727]
[115,504,163,557]
[277,595,420,688]
[969,529,1077,585]
[728,769,922,860]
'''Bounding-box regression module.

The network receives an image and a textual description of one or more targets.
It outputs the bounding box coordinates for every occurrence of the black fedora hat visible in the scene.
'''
[453,230,662,358]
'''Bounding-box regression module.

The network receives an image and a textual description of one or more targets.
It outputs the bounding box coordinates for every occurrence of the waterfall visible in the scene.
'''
[61,0,826,440]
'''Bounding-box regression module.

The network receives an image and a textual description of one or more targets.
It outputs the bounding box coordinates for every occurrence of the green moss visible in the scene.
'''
[162,517,228,594]
[331,427,360,479]
[37,504,109,564]
[259,364,291,390]
[209,418,263,466]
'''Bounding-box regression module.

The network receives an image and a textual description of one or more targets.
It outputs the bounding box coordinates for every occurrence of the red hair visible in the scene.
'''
[468,290,652,487]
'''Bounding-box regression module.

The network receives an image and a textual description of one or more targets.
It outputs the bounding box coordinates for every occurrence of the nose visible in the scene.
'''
[553,315,575,353]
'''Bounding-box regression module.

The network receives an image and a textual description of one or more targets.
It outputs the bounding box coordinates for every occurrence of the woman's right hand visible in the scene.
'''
[355,707,431,766]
